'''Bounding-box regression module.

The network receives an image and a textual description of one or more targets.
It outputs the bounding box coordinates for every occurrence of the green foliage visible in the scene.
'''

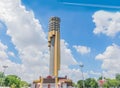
[72,82,77,87]
[0,72,29,88]
[0,72,5,86]
[3,75,28,88]
[103,78,120,87]
[115,74,120,87]
[11,83,16,88]
[98,76,102,80]
[116,73,120,81]
[85,78,98,88]
[77,78,98,88]
[21,81,29,87]
[77,80,83,88]
[0,72,4,78]
[4,75,21,88]
[64,77,120,88]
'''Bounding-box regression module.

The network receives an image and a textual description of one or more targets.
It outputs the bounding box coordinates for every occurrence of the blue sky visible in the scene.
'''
[21,0,120,71]
[0,0,120,83]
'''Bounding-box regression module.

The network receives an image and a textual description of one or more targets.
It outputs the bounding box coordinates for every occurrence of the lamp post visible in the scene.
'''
[79,64,85,88]
[3,65,8,74]
[2,65,8,86]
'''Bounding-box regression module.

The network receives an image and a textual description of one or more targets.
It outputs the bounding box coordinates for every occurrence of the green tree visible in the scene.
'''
[4,75,21,88]
[89,78,98,87]
[85,78,98,88]
[0,72,4,78]
[103,78,119,88]
[72,82,77,88]
[77,80,83,88]
[0,73,29,88]
[115,73,120,87]
[98,76,102,80]
[11,83,16,88]
[109,79,119,87]
[0,72,5,86]
[20,81,29,88]
[102,78,110,88]
[116,73,120,81]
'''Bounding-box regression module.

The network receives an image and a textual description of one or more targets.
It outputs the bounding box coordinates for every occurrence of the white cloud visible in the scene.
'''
[95,44,120,78]
[0,42,8,61]
[93,10,120,37]
[73,45,91,55]
[0,42,23,77]
[89,70,101,76]
[0,0,48,82]
[59,65,88,83]
[0,0,80,83]
[61,40,77,65]
[8,51,15,57]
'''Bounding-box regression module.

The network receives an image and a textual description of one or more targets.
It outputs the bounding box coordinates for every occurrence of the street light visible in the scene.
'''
[2,65,8,86]
[79,64,85,88]
[3,65,8,75]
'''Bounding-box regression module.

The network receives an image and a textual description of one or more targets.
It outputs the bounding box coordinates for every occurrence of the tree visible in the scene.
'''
[0,72,4,78]
[116,73,120,81]
[116,74,120,87]
[98,76,102,80]
[72,82,77,88]
[4,75,21,88]
[0,72,5,86]
[85,78,98,88]
[109,79,119,87]
[89,78,98,87]
[21,81,29,88]
[77,80,83,88]
[0,73,29,88]
[102,78,119,88]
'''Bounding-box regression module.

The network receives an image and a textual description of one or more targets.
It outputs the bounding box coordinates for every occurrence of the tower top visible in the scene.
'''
[49,16,60,31]
[49,17,60,22]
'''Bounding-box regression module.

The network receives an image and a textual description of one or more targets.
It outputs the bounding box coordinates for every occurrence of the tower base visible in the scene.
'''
[32,76,73,88]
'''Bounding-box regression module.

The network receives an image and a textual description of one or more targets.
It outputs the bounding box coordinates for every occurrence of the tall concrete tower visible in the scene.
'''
[48,17,60,77]
[33,17,73,88]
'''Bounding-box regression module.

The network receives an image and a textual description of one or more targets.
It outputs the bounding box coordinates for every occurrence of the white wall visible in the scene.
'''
[42,83,55,88]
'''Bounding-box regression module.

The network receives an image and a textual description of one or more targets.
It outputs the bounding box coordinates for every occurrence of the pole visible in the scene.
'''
[3,66,8,73]
[79,64,85,88]
[2,65,8,86]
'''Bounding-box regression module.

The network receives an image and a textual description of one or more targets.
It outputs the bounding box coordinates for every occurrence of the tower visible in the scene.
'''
[48,17,60,77]
[33,17,73,88]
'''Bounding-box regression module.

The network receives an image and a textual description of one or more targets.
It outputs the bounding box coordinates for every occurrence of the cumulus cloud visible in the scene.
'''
[73,45,91,55]
[89,70,101,76]
[8,51,15,57]
[0,42,8,61]
[0,0,81,83]
[95,44,120,78]
[61,40,77,65]
[93,10,120,37]
[0,42,24,78]
[0,0,49,82]
[59,65,88,83]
